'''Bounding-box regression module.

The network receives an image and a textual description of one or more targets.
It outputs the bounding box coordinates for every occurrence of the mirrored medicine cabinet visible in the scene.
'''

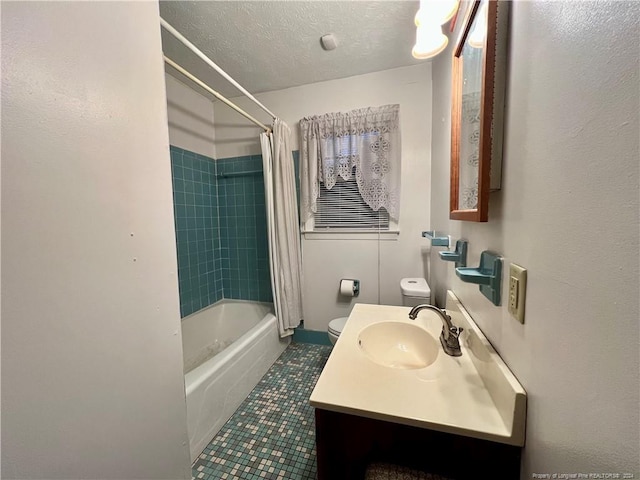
[449,0,509,222]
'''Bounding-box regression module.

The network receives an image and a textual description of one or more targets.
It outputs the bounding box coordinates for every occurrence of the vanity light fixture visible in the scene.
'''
[415,0,460,27]
[412,0,459,60]
[412,23,448,59]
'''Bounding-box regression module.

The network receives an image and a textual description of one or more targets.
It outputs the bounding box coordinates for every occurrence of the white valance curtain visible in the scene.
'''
[260,119,304,337]
[300,104,401,221]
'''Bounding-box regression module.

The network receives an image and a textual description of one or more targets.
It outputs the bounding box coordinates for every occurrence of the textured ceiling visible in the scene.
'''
[159,1,423,99]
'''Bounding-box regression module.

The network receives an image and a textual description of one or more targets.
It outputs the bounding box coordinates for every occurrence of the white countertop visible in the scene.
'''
[309,291,526,446]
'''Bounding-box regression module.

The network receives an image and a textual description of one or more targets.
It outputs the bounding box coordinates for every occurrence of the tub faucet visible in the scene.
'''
[408,304,463,357]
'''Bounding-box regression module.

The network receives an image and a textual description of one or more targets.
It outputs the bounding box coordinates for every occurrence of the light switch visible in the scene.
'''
[508,263,527,324]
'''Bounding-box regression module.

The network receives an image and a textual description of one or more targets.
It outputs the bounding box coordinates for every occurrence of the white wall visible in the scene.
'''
[213,65,433,331]
[166,73,217,158]
[1,3,191,479]
[430,1,639,477]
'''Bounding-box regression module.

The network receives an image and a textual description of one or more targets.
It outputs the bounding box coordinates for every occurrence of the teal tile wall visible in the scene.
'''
[217,155,272,302]
[217,151,300,303]
[170,146,223,317]
[171,147,300,317]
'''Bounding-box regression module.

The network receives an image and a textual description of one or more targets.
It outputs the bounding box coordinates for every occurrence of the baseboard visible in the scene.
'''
[293,328,332,346]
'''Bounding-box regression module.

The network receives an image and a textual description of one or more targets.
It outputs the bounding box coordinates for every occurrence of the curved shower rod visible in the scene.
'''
[160,17,277,129]
[164,56,271,133]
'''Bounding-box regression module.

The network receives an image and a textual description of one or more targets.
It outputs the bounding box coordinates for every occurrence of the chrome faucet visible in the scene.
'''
[408,304,464,357]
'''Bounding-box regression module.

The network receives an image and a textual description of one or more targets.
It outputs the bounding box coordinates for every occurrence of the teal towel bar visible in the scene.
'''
[456,251,502,306]
[422,231,450,247]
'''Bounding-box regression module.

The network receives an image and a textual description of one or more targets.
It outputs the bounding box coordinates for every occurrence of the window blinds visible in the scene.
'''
[315,178,389,230]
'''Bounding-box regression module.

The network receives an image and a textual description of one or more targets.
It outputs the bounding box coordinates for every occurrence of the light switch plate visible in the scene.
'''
[508,263,527,323]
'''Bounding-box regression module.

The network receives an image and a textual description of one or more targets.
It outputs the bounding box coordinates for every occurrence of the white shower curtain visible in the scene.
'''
[260,119,303,337]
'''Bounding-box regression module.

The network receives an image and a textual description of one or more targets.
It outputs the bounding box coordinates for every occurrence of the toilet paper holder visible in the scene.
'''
[340,279,360,297]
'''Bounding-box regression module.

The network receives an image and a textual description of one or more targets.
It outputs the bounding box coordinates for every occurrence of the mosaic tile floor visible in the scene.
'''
[193,342,332,480]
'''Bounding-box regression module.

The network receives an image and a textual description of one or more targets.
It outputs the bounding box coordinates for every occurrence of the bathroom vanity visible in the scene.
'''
[309,291,526,479]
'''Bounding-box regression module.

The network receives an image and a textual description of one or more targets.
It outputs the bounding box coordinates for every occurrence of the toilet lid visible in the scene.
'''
[400,277,431,297]
[328,317,348,335]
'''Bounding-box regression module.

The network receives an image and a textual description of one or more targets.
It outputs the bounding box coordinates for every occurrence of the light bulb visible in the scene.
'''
[415,0,460,26]
[412,24,448,60]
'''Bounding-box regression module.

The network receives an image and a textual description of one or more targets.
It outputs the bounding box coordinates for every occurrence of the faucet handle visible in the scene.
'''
[449,326,464,338]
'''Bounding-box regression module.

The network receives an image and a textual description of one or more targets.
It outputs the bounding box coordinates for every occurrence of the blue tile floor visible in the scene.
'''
[192,342,332,480]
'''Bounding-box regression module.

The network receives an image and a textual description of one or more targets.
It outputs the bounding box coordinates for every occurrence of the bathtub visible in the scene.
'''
[181,299,290,462]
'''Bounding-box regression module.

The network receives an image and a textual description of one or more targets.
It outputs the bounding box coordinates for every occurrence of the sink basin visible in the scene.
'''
[310,295,528,447]
[357,322,439,370]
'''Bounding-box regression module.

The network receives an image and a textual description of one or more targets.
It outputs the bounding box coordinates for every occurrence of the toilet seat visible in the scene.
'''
[328,317,348,336]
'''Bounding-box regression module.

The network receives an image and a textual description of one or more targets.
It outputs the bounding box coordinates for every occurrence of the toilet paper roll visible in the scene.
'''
[340,279,356,297]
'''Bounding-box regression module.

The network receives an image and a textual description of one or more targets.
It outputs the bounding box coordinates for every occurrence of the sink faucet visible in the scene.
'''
[408,304,464,357]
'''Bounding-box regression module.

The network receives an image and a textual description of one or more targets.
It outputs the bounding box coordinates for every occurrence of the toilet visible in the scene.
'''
[327,317,348,346]
[400,277,432,307]
[326,277,432,345]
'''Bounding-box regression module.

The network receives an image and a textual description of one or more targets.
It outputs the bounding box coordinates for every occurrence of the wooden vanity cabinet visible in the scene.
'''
[315,408,521,480]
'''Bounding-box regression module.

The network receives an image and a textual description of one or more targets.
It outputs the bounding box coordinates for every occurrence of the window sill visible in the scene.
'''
[301,230,400,241]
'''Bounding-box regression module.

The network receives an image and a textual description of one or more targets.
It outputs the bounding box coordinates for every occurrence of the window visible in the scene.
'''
[299,104,401,233]
[314,136,390,231]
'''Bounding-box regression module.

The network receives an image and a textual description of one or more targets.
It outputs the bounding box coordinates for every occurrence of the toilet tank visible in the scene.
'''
[400,278,431,307]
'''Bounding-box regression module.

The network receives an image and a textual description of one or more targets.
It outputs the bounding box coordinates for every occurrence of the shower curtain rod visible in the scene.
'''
[160,17,278,123]
[164,56,271,132]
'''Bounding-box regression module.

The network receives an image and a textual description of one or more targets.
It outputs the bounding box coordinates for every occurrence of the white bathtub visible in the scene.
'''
[181,300,290,462]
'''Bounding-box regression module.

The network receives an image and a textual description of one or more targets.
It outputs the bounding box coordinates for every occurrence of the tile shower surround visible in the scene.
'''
[171,146,223,317]
[217,155,272,304]
[171,147,300,317]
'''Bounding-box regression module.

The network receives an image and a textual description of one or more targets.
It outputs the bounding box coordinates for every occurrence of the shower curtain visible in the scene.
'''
[260,119,303,337]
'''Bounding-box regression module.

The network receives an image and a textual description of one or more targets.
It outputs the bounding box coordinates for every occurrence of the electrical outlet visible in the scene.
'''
[508,263,527,324]
[508,276,519,312]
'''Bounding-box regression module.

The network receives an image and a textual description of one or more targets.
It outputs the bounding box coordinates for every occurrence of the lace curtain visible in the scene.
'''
[300,104,401,221]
